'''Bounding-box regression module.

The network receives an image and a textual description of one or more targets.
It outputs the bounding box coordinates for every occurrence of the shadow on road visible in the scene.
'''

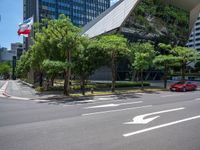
[34,91,162,106]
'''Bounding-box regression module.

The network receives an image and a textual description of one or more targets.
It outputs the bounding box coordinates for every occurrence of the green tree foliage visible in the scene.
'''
[45,15,81,95]
[42,59,68,87]
[73,37,106,95]
[18,14,81,95]
[98,35,129,92]
[130,42,155,89]
[130,0,189,45]
[172,46,200,80]
[16,51,32,78]
[153,43,177,88]
[0,61,11,79]
[194,62,200,72]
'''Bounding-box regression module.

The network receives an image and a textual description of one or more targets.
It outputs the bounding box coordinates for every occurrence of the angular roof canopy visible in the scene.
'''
[82,0,200,38]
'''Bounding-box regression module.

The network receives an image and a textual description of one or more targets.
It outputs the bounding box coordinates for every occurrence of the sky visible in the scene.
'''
[0,0,118,50]
[111,0,119,5]
[0,0,23,49]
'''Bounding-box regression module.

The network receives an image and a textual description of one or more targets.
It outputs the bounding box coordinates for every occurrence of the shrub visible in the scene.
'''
[35,86,45,92]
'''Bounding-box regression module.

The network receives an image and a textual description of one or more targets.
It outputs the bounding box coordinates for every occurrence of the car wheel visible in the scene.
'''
[182,87,186,92]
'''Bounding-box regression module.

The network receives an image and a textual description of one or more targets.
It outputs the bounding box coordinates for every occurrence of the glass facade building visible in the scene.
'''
[24,0,110,26]
[23,0,110,50]
[187,14,200,51]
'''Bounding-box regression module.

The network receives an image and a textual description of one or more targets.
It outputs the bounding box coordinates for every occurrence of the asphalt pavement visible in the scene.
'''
[0,89,200,150]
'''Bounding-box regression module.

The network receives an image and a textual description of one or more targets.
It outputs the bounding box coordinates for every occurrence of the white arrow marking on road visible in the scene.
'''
[85,101,142,109]
[124,107,185,125]
[123,115,200,137]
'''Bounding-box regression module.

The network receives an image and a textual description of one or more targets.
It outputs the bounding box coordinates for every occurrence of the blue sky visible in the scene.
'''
[111,0,119,5]
[0,0,118,49]
[0,0,23,49]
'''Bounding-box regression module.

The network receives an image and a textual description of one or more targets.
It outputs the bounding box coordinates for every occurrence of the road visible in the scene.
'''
[0,82,200,150]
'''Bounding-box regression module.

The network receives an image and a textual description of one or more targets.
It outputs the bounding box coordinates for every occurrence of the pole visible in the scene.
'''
[12,56,16,80]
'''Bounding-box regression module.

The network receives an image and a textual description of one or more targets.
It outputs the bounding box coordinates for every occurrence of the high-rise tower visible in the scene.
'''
[23,0,110,50]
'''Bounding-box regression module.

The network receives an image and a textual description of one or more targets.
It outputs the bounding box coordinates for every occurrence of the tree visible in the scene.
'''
[0,61,11,79]
[153,43,177,88]
[172,46,200,80]
[27,15,80,95]
[73,37,106,95]
[130,42,155,90]
[42,59,68,88]
[98,35,129,92]
[194,61,200,72]
[45,15,81,95]
[16,51,32,78]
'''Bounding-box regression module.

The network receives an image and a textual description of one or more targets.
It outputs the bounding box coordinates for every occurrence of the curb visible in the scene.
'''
[0,81,9,97]
[19,79,34,88]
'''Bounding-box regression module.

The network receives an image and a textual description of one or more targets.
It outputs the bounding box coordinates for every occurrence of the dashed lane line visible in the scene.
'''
[82,105,152,116]
[84,101,143,109]
[161,94,184,98]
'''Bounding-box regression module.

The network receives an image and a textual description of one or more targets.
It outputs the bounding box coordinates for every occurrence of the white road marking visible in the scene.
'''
[161,94,184,98]
[97,97,114,100]
[7,96,31,100]
[194,98,200,101]
[124,107,185,124]
[82,105,152,116]
[0,95,6,98]
[34,100,51,102]
[85,101,143,109]
[123,115,200,137]
[0,81,8,96]
[80,99,120,103]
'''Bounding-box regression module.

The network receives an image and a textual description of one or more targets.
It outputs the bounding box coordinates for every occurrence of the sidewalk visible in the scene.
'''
[2,80,164,101]
[6,80,39,99]
[5,80,64,100]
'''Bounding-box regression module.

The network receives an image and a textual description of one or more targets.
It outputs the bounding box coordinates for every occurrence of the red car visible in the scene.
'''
[170,81,197,92]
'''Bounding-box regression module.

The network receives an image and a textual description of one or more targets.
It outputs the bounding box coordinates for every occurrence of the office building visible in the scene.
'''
[23,0,110,50]
[0,47,15,64]
[82,0,200,80]
[187,14,200,51]
[11,43,24,60]
[0,43,24,64]
[23,0,110,26]
[82,0,200,38]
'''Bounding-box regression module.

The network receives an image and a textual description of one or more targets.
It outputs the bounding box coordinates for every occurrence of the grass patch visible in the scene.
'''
[70,87,165,97]
[96,82,150,88]
[52,80,150,90]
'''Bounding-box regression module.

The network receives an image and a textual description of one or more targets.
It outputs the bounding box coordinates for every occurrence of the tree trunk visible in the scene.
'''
[141,70,144,90]
[46,77,50,90]
[50,76,55,87]
[64,50,71,96]
[80,76,86,96]
[136,71,139,82]
[111,52,116,92]
[181,62,186,81]
[39,72,43,87]
[132,70,136,81]
[163,64,168,89]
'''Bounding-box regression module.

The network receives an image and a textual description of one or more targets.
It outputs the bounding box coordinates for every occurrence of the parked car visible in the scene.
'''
[170,81,197,92]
